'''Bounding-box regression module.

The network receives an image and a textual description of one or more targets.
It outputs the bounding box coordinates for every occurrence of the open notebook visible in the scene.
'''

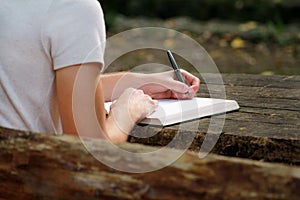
[104,97,239,126]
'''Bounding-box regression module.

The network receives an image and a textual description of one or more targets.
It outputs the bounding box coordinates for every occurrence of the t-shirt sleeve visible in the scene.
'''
[43,0,106,70]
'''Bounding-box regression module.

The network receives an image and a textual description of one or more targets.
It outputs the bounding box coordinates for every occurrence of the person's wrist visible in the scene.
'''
[104,114,130,142]
[108,107,135,135]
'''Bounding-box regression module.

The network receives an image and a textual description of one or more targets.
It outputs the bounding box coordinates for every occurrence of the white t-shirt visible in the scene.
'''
[0,0,106,134]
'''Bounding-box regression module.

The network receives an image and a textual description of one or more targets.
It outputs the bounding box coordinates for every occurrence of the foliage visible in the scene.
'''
[99,0,299,27]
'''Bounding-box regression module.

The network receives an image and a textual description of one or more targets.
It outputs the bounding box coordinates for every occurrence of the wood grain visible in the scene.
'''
[0,128,299,200]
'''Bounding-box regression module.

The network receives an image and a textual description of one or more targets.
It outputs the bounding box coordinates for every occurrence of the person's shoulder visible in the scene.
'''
[52,0,100,6]
[71,0,102,11]
[50,0,102,15]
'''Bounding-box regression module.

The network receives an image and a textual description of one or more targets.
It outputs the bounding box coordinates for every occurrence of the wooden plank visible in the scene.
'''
[200,73,300,89]
[130,124,300,165]
[129,74,300,165]
[0,129,299,200]
[199,85,300,109]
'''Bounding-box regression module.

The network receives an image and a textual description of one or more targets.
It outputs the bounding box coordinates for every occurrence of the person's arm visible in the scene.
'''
[100,72,142,102]
[56,63,104,137]
[56,63,157,142]
[100,70,200,102]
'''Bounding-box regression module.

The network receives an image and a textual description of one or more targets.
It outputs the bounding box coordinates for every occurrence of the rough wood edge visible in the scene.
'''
[0,128,299,200]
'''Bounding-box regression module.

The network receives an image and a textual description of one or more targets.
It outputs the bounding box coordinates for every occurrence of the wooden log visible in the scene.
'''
[0,127,299,200]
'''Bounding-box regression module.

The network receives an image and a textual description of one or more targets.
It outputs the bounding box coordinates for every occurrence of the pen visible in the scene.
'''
[167,50,189,95]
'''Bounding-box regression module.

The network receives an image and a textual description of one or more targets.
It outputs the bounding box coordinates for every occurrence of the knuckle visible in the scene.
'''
[134,89,144,95]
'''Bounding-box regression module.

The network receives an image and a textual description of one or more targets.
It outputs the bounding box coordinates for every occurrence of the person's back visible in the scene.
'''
[0,0,106,134]
[0,0,200,142]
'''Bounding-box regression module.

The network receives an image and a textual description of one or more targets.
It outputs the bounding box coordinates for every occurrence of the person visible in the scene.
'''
[0,0,200,142]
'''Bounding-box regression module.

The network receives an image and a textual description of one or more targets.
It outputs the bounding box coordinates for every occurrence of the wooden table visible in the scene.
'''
[0,74,299,199]
[131,73,300,165]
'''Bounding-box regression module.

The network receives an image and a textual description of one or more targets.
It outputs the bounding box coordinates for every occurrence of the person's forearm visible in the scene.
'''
[104,110,132,143]
[95,81,132,142]
[100,87,158,143]
[100,72,145,101]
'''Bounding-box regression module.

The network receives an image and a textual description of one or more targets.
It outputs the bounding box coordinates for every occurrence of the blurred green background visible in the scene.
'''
[99,0,300,75]
[100,0,299,25]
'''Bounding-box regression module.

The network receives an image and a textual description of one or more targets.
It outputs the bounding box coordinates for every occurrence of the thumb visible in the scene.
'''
[163,79,189,93]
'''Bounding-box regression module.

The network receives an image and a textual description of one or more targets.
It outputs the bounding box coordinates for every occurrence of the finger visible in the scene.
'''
[173,91,194,99]
[146,101,158,117]
[152,99,158,106]
[181,70,198,85]
[143,93,158,106]
[157,71,190,93]
[135,89,144,95]
[162,78,189,94]
[191,84,200,94]
[144,94,158,106]
[181,70,200,87]
[150,90,172,99]
[142,96,158,118]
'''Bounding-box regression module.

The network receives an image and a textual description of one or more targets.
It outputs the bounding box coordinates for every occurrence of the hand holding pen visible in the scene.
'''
[167,50,196,97]
[138,50,200,99]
